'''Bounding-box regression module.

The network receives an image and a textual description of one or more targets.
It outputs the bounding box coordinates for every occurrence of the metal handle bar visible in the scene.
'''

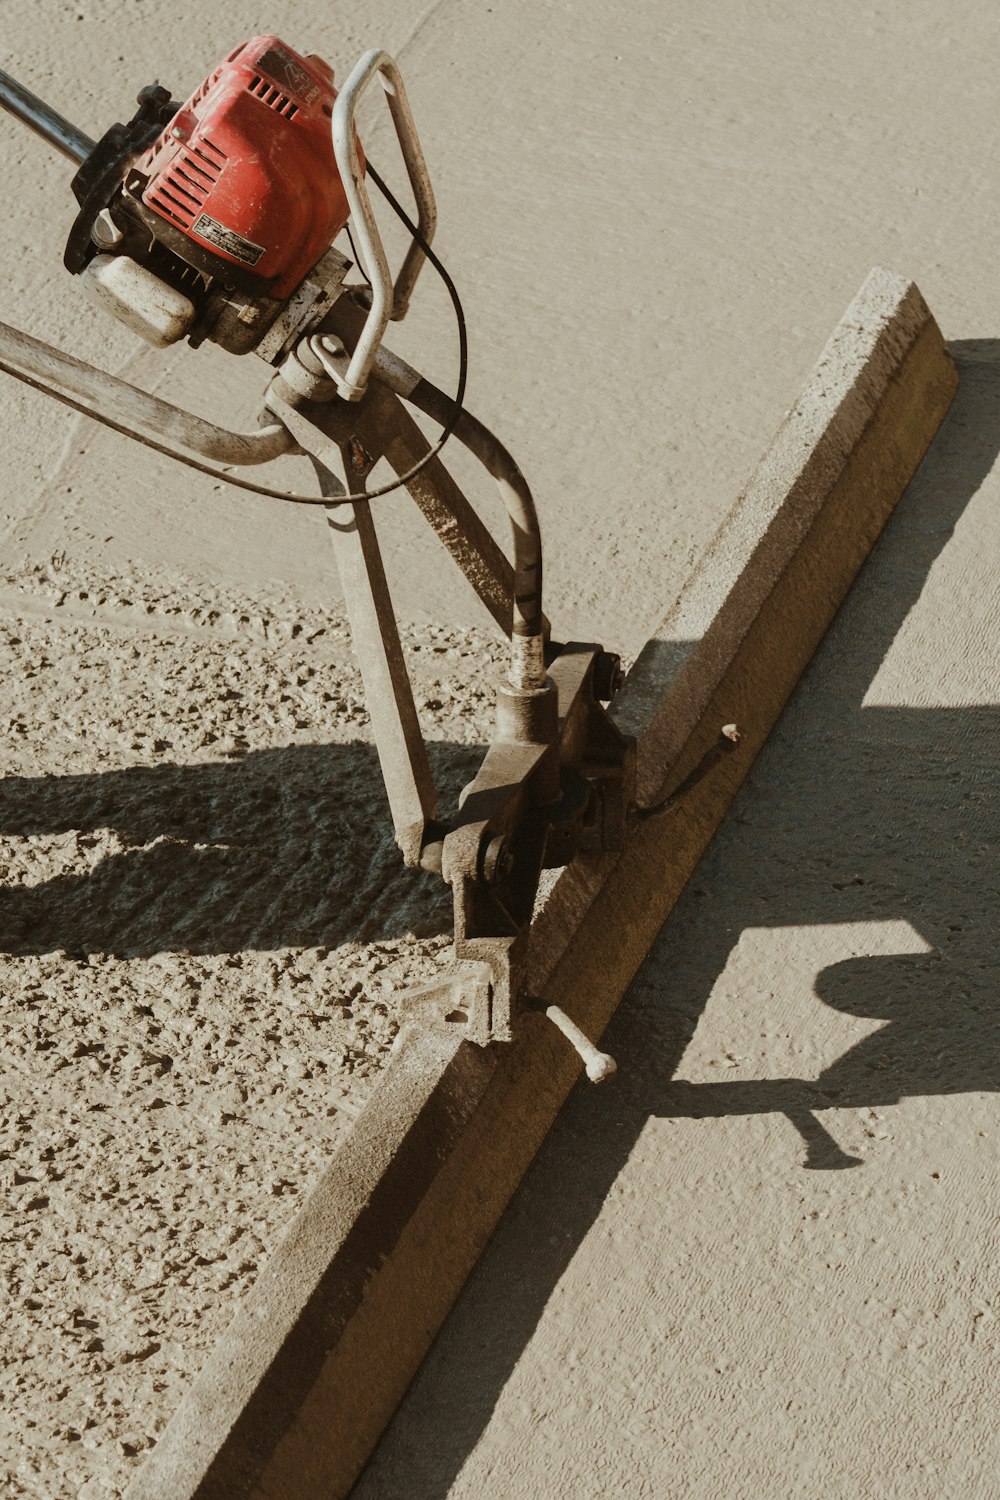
[0,66,94,164]
[0,321,292,466]
[331,49,437,400]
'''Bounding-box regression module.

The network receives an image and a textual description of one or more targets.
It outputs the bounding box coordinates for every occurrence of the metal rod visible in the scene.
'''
[314,457,438,867]
[324,299,550,678]
[539,1004,617,1083]
[401,373,547,691]
[0,319,293,466]
[0,66,94,164]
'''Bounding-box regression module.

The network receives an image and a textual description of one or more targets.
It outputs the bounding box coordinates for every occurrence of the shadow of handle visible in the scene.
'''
[785,1106,863,1170]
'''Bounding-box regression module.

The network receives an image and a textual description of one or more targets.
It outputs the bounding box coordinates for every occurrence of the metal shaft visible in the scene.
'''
[542,1004,617,1083]
[0,66,94,164]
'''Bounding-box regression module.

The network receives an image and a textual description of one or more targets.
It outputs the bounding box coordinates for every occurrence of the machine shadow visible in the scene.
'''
[0,739,482,956]
[352,340,1000,1497]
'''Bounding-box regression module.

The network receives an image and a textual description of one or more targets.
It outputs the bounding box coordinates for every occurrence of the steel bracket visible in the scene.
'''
[265,336,632,1049]
[439,642,635,1044]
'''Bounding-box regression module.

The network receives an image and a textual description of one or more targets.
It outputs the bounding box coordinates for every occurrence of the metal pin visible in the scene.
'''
[636,722,743,820]
[536,1002,617,1083]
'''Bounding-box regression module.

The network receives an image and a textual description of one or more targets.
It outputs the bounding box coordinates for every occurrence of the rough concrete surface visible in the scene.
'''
[1,0,998,1497]
[0,554,504,1497]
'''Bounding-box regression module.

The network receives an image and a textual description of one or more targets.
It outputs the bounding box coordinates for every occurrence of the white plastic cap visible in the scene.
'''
[78,253,197,348]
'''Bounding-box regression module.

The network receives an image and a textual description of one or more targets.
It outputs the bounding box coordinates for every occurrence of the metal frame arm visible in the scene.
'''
[0,319,292,465]
[322,296,549,685]
[398,373,546,691]
[313,458,437,866]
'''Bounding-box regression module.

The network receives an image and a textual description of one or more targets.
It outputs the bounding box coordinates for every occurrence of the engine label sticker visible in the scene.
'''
[192,213,266,267]
[257,46,320,103]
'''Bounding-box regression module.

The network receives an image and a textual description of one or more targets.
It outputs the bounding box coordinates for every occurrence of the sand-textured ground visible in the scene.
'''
[4,0,1000,1495]
[0,555,504,1498]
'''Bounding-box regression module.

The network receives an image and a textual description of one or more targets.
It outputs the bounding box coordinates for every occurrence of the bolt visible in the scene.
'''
[593,651,625,701]
[483,835,514,883]
[529,999,617,1083]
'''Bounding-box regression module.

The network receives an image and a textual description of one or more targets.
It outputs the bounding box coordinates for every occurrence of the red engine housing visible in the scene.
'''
[135,35,358,300]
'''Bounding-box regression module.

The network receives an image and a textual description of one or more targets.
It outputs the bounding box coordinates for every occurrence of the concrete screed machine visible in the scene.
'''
[0,35,739,1077]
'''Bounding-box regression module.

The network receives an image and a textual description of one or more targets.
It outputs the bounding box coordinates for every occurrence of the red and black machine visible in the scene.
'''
[62,36,361,354]
[0,35,632,1075]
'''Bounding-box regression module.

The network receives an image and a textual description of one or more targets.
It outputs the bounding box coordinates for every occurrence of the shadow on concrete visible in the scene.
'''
[352,341,1000,1496]
[0,741,481,956]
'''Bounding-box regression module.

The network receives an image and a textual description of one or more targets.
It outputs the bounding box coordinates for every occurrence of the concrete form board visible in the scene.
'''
[124,269,957,1499]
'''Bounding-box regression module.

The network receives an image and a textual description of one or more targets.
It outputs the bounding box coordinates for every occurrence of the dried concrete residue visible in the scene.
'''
[0,555,505,1499]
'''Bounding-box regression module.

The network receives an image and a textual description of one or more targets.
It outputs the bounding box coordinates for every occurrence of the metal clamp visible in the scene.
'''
[331,49,437,400]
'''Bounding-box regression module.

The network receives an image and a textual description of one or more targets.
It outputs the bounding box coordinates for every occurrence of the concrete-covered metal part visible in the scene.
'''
[440,639,635,1045]
[265,372,631,1015]
[320,289,551,690]
[122,267,958,1500]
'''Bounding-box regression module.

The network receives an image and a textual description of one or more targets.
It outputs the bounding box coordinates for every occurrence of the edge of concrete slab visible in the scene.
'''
[124,267,958,1500]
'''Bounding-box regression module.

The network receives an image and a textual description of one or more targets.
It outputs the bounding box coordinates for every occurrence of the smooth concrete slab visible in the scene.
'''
[123,270,956,1499]
[1,0,998,653]
[356,336,1000,1500]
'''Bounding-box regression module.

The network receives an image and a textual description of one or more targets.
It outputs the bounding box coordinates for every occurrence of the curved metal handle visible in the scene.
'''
[331,49,437,401]
[0,320,292,466]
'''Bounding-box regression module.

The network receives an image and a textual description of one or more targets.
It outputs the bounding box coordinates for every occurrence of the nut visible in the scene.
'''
[482,835,514,883]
